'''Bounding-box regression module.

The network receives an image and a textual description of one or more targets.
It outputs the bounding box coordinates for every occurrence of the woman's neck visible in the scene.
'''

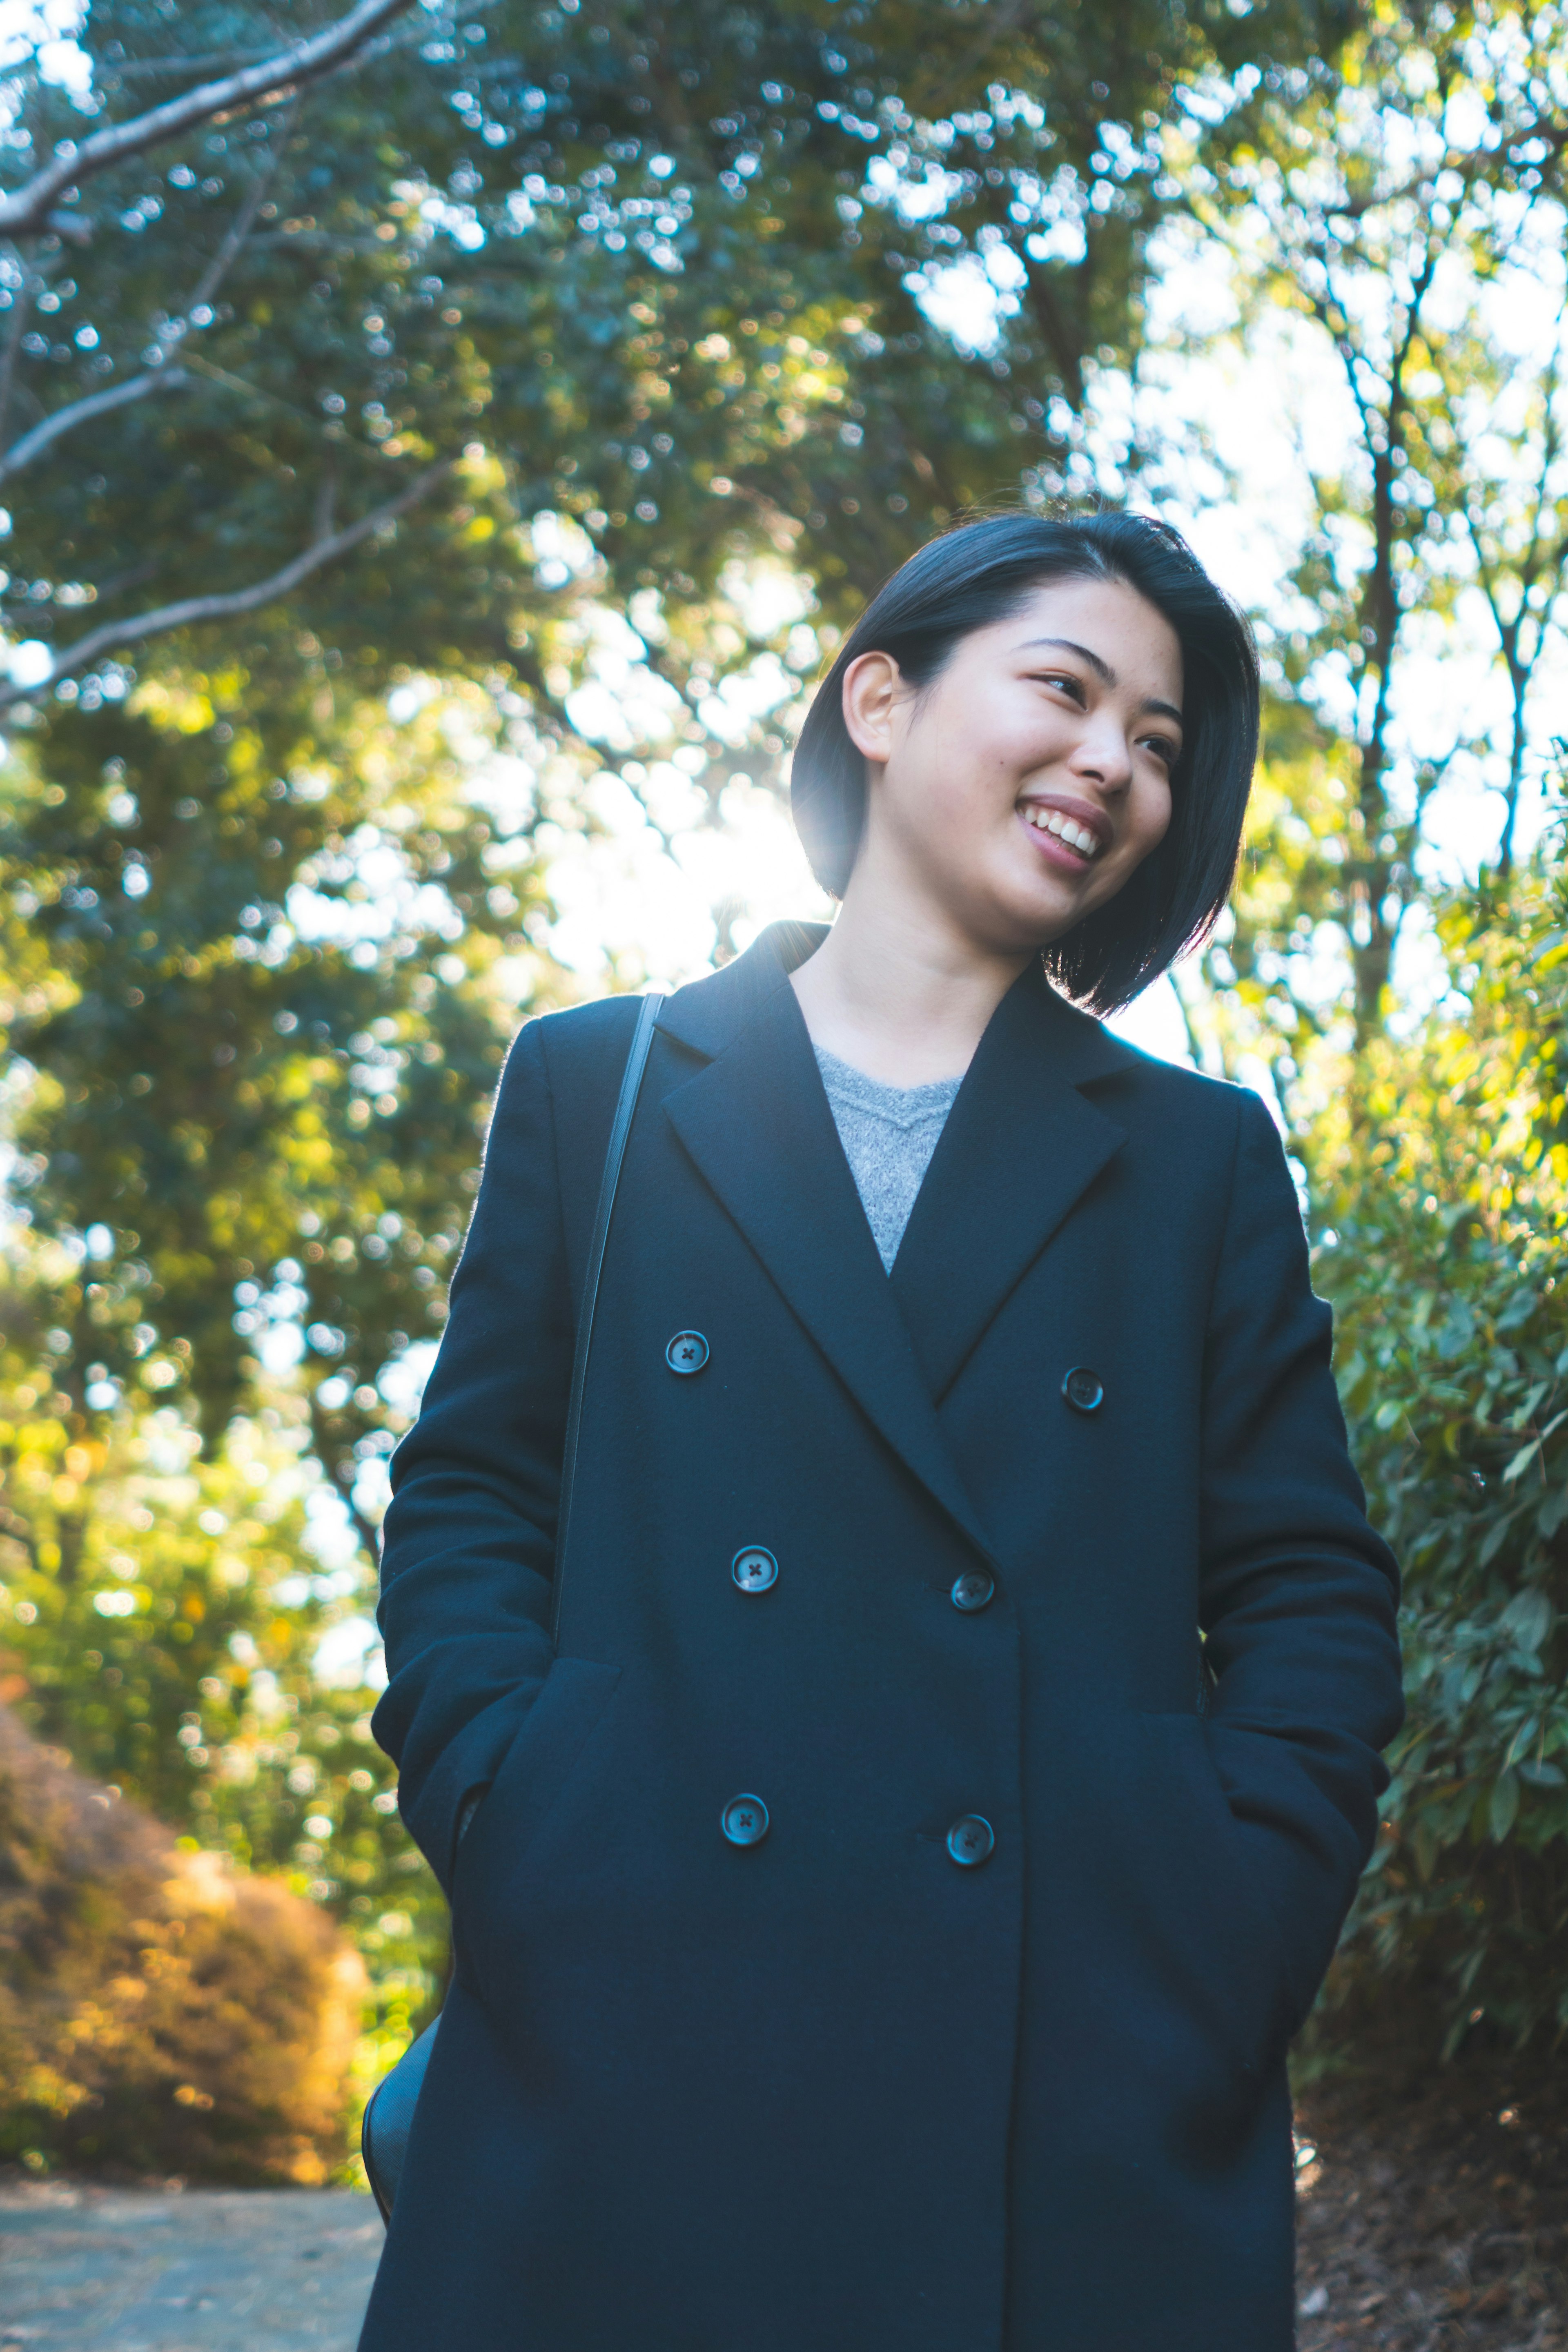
[790,886,1032,1088]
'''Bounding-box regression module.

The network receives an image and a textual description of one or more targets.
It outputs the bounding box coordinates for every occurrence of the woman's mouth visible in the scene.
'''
[1019,803,1105,867]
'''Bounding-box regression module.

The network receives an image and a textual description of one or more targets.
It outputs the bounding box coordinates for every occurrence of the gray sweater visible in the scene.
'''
[813,1045,961,1272]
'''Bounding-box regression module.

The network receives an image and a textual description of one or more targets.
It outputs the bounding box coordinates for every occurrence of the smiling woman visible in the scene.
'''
[362,509,1402,2352]
[790,510,1259,1048]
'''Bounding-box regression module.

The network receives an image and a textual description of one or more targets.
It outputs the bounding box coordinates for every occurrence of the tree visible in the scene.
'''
[0,0,1350,702]
[1174,0,1568,1078]
[0,0,1365,1540]
[0,658,542,1546]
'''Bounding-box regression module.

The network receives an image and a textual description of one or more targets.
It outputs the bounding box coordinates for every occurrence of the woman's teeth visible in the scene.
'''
[1025,806,1102,860]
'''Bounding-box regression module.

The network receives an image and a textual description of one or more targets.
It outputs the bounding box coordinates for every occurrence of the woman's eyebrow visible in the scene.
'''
[1017,635,1184,728]
[1016,634,1116,683]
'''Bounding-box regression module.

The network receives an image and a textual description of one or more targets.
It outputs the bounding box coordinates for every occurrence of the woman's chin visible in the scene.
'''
[965,865,1099,954]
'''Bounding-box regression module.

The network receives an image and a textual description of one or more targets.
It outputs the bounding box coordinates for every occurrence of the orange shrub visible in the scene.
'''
[0,1706,366,2181]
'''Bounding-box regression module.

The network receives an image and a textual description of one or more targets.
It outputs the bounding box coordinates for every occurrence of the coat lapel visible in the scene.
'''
[889,965,1135,1401]
[659,938,998,1567]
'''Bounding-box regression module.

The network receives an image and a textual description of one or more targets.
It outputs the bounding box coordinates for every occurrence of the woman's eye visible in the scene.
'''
[1140,735,1178,767]
[1032,670,1083,701]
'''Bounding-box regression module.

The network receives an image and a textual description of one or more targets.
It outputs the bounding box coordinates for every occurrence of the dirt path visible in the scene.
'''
[1293,2033,1568,2350]
[3,2038,1566,2350]
[0,2185,381,2350]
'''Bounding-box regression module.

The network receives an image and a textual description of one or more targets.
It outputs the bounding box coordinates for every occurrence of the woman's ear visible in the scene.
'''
[841,651,904,768]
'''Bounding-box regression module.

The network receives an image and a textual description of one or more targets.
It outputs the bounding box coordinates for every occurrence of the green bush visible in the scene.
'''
[1316,870,1568,2049]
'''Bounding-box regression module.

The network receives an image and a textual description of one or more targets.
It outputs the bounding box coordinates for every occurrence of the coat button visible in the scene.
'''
[721,1794,769,1846]
[666,1330,710,1375]
[946,1814,995,1867]
[1062,1365,1104,1414]
[731,1546,778,1593]
[950,1571,995,1613]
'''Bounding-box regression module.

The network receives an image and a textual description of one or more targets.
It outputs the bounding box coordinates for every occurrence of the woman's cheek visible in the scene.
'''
[1128,777,1173,862]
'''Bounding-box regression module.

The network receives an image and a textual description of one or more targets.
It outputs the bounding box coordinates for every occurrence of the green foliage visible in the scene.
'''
[0,1264,450,2037]
[1316,862,1568,2047]
[0,660,557,1528]
[0,0,1358,706]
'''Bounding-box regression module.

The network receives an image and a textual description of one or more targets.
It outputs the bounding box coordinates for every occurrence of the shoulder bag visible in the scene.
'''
[361,992,666,2223]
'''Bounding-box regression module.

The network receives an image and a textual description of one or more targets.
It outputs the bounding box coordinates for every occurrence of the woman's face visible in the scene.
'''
[841,574,1183,956]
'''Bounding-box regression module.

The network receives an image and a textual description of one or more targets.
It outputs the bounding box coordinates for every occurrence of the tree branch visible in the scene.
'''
[1169,962,1215,1077]
[0,111,287,481]
[182,109,294,325]
[307,1389,382,1569]
[1022,262,1087,413]
[0,366,189,483]
[0,0,417,241]
[105,52,281,79]
[0,460,451,712]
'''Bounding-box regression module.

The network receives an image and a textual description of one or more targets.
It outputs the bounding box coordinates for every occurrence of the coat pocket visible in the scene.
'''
[1130,1710,1296,2067]
[450,1655,621,1955]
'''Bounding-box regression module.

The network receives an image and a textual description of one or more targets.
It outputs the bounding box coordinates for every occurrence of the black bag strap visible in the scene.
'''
[550,990,664,1641]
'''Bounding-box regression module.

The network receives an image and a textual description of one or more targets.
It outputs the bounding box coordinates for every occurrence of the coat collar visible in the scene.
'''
[656,923,1138,1552]
[655,918,828,1061]
[888,964,1133,1400]
[659,925,996,1563]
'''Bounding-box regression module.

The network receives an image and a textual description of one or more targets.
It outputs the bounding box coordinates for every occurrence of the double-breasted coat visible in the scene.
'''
[359,919,1403,2352]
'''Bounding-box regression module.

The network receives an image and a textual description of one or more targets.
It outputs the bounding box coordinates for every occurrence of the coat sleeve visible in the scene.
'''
[371,1018,573,1895]
[1199,1088,1403,2027]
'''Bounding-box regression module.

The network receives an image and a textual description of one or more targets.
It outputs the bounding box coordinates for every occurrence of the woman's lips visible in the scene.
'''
[1017,804,1104,872]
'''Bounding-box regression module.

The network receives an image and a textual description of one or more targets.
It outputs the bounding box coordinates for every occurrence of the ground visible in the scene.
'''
[1294,2029,1568,2350]
[0,2042,1564,2349]
[0,2187,381,2350]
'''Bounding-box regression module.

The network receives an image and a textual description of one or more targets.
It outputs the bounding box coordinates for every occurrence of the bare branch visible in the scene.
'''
[104,52,278,79]
[0,118,290,483]
[313,461,340,543]
[176,347,417,481]
[1169,964,1217,1078]
[0,366,189,484]
[0,0,417,241]
[183,109,293,323]
[342,1486,383,1568]
[0,460,451,713]
[307,1390,382,1569]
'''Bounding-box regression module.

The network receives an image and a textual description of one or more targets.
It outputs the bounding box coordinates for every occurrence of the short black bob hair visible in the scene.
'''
[790,510,1259,1014]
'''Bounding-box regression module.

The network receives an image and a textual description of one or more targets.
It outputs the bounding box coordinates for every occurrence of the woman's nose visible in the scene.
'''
[1069,717,1133,790]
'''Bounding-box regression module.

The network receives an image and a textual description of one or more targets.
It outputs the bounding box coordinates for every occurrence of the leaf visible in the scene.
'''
[1502,1588,1553,1655]
[1503,1713,1541,1769]
[1479,1508,1523,1567]
[1489,1771,1520,1842]
[1441,2008,1474,2062]
[1502,1409,1568,1482]
[1536,1482,1568,1540]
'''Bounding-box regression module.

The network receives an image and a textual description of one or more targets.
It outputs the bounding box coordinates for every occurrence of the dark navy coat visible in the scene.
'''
[360,920,1402,2352]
